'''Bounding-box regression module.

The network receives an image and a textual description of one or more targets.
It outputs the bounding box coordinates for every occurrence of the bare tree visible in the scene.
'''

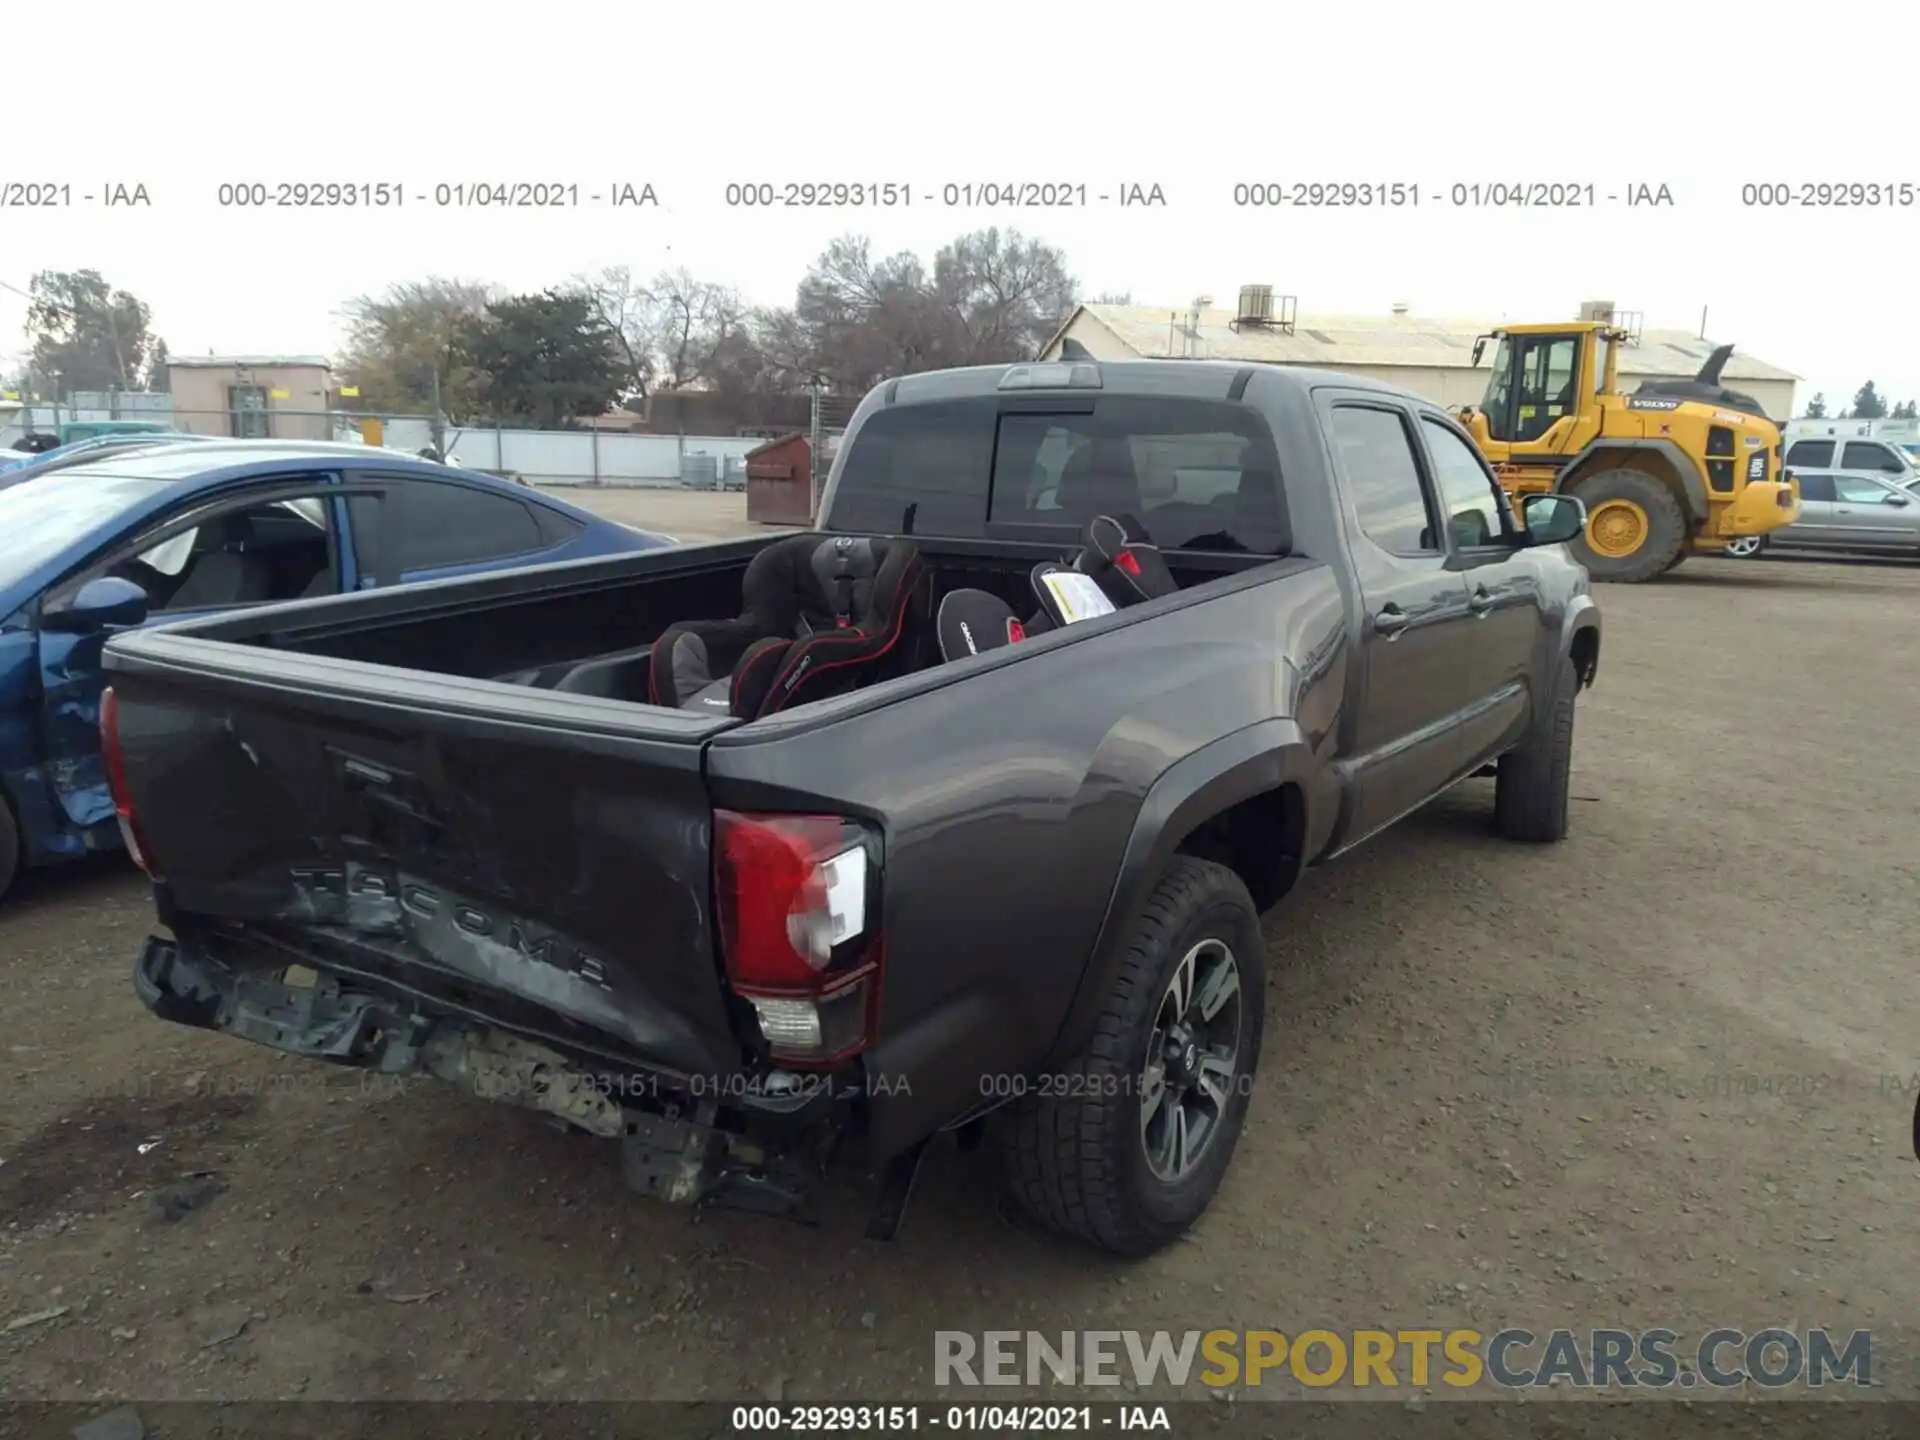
[569,265,658,401]
[645,268,753,391]
[336,277,497,422]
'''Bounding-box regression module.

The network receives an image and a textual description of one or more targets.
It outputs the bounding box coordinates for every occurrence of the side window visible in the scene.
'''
[1331,405,1438,554]
[105,492,338,612]
[1591,336,1614,397]
[1421,417,1510,547]
[386,479,546,572]
[1796,473,1836,503]
[1786,439,1834,469]
[1841,441,1903,473]
[1833,476,1898,505]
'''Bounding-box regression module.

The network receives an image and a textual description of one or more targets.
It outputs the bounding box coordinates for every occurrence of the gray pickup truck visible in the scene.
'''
[102,359,1602,1256]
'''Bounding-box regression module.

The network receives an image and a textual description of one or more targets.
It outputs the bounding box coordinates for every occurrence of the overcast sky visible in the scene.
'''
[6,1,1917,414]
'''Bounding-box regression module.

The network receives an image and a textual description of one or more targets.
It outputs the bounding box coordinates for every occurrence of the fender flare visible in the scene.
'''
[1044,718,1317,1067]
[1559,595,1602,688]
[1556,439,1709,524]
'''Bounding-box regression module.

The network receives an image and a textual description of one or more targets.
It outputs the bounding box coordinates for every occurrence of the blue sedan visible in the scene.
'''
[0,431,219,484]
[0,441,674,900]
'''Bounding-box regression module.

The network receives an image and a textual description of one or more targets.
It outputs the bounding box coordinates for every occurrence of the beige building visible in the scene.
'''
[1039,294,1800,422]
[166,355,334,440]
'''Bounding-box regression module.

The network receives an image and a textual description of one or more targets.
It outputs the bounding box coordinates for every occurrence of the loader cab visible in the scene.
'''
[1470,326,1615,449]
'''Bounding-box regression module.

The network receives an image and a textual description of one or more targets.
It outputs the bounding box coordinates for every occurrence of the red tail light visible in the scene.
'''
[99,687,157,877]
[714,810,882,1067]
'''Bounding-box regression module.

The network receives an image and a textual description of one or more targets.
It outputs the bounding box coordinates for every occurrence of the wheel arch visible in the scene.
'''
[1043,720,1315,1068]
[1558,440,1708,524]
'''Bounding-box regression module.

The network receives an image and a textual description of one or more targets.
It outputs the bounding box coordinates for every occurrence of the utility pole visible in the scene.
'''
[808,377,825,522]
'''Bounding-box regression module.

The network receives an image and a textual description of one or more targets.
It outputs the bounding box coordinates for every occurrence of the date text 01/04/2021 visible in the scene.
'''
[1229,181,1676,207]
[729,1405,1172,1432]
[720,182,1167,208]
[209,181,660,208]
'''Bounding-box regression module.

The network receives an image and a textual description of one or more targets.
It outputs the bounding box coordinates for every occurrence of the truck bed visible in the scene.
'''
[105,530,1334,1143]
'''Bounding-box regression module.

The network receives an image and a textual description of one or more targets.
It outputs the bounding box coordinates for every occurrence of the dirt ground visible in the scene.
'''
[3,494,1917,1408]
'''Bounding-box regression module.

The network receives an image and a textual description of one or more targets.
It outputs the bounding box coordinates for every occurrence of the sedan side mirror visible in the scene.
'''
[41,576,151,633]
[1520,492,1587,546]
[1886,494,1911,507]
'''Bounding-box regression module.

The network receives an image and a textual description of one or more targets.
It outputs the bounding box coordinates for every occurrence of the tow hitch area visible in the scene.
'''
[622,1104,825,1225]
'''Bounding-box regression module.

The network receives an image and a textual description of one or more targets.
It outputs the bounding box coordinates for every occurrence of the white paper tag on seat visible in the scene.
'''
[1040,570,1118,624]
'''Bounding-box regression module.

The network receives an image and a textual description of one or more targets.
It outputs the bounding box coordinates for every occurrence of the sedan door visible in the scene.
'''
[1319,394,1474,850]
[34,478,348,829]
[1771,472,1838,548]
[1829,474,1920,551]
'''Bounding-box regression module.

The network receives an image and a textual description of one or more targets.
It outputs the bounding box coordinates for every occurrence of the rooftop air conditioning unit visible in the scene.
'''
[1238,285,1275,325]
[1577,299,1617,323]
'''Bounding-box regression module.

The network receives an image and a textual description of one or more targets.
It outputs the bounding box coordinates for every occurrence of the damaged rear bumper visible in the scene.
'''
[132,933,901,1229]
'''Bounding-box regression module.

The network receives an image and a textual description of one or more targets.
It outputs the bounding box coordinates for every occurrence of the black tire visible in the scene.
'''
[1661,548,1690,573]
[999,856,1265,1256]
[1567,468,1688,583]
[1496,656,1578,842]
[0,793,19,905]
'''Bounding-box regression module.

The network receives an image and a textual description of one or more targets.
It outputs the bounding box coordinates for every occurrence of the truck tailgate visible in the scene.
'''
[103,631,747,1081]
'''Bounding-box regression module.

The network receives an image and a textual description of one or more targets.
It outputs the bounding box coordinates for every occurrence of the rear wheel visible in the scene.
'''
[0,794,20,905]
[1568,469,1688,583]
[999,856,1265,1255]
[1722,534,1767,559]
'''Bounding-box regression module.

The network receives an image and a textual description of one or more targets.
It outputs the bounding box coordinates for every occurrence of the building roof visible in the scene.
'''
[1049,304,1800,383]
[167,354,333,369]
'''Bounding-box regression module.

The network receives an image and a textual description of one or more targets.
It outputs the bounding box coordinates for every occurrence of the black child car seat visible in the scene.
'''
[648,533,928,719]
[1027,513,1179,632]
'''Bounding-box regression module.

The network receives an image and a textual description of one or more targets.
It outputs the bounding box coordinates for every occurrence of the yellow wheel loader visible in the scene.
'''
[1456,323,1800,583]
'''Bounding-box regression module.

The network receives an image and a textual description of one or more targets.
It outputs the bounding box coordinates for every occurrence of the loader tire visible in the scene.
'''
[1567,469,1688,583]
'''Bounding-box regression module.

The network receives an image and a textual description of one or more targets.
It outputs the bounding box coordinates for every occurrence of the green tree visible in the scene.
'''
[458,289,627,429]
[336,277,496,421]
[25,269,160,393]
[143,338,171,393]
[1804,392,1827,418]
[1890,400,1917,419]
[1850,380,1887,419]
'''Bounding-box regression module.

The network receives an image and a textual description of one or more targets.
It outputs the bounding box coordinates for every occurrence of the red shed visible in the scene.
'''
[745,432,816,526]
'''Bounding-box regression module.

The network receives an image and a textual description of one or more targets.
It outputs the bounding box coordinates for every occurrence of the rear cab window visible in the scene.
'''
[830,395,1292,557]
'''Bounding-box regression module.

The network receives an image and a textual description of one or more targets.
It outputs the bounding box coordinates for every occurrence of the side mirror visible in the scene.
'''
[1886,494,1911,507]
[42,576,150,633]
[1520,492,1587,547]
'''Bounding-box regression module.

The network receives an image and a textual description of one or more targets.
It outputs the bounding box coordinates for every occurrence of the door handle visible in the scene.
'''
[1373,606,1412,637]
[1468,587,1495,614]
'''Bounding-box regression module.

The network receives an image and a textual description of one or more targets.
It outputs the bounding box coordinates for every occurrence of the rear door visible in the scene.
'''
[1320,394,1474,847]
[347,473,578,585]
[1774,472,1838,547]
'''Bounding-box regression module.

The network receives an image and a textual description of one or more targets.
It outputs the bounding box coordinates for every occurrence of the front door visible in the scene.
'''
[1485,333,1585,451]
[1829,474,1920,549]
[1321,396,1474,849]
[1414,411,1546,767]
[35,481,346,828]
